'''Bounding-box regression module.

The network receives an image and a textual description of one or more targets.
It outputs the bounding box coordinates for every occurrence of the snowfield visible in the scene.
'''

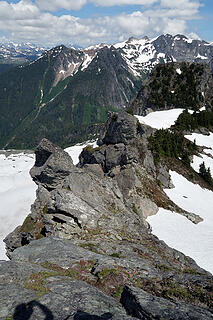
[0,153,36,260]
[135,109,185,129]
[147,171,213,274]
[185,132,213,150]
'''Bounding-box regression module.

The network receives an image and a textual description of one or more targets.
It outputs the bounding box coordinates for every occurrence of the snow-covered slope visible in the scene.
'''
[185,133,213,175]
[140,109,213,274]
[0,152,36,260]
[114,37,158,76]
[147,171,213,274]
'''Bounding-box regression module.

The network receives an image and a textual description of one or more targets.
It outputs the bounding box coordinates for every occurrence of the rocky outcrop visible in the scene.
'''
[3,111,212,320]
[30,138,74,190]
[4,112,201,257]
[101,111,143,145]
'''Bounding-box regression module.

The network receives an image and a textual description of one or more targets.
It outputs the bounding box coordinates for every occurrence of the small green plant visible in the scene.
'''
[126,108,134,116]
[112,285,124,298]
[42,204,48,214]
[157,179,162,187]
[132,203,138,215]
[20,216,35,233]
[156,264,172,271]
[111,113,118,121]
[108,203,123,214]
[24,271,53,298]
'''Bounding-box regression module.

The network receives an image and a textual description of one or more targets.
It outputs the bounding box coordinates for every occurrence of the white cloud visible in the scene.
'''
[0,0,204,46]
[35,0,159,12]
[0,0,39,20]
[91,0,158,6]
[162,18,187,34]
[35,0,87,12]
[160,0,201,10]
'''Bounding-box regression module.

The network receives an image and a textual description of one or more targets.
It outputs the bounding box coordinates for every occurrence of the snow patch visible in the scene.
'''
[185,132,213,149]
[65,140,98,165]
[191,154,213,176]
[185,132,213,175]
[81,53,96,71]
[183,38,193,44]
[196,53,208,60]
[135,109,184,129]
[176,68,182,75]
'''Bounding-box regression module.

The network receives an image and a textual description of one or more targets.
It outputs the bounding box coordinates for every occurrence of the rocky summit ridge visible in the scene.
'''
[2,111,213,319]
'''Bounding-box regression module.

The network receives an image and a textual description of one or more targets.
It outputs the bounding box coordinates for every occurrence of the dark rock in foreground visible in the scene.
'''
[121,286,213,320]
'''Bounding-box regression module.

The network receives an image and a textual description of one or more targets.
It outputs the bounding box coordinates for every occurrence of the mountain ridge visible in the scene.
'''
[0,33,213,150]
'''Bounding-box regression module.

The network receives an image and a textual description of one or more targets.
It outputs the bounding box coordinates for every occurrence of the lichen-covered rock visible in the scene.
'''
[0,258,134,320]
[30,138,73,190]
[121,285,213,320]
[1,237,212,319]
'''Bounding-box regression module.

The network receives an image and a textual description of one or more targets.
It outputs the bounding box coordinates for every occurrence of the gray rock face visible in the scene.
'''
[79,143,138,173]
[157,164,174,188]
[30,138,74,190]
[101,111,141,145]
[121,285,213,320]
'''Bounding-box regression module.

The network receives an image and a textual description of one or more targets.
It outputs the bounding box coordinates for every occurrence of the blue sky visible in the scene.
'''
[0,0,212,46]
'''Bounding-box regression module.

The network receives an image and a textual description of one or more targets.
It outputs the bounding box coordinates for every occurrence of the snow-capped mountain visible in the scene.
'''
[0,33,213,150]
[1,34,213,76]
[114,34,213,76]
[36,34,213,82]
[0,41,46,64]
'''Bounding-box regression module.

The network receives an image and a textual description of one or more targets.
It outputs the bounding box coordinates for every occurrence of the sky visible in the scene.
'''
[0,0,212,47]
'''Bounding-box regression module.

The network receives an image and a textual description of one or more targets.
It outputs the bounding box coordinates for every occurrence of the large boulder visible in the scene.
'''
[30,138,73,190]
[79,143,138,173]
[101,111,143,145]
